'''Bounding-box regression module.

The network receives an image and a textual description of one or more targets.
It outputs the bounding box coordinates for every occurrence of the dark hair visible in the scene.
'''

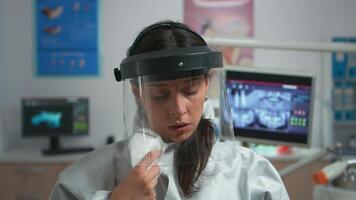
[128,20,215,197]
[127,21,207,56]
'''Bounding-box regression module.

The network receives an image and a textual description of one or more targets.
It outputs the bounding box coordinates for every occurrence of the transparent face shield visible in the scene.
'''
[115,46,236,168]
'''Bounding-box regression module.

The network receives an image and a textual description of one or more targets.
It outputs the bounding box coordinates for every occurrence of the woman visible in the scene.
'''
[50,21,289,200]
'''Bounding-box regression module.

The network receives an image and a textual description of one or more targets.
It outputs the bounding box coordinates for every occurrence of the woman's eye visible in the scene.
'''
[152,94,169,100]
[184,90,197,96]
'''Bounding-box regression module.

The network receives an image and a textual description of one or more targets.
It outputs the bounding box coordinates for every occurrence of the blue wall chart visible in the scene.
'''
[35,0,99,76]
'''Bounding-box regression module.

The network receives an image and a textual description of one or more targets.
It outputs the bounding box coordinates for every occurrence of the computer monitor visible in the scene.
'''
[22,97,93,155]
[225,68,315,147]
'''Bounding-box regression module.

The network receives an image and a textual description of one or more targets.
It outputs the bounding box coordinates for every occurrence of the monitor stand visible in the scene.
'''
[42,137,94,155]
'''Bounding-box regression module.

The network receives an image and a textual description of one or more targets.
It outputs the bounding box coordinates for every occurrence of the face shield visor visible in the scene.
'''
[114,46,236,168]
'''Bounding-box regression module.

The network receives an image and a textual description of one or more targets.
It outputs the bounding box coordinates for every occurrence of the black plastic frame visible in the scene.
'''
[115,46,222,81]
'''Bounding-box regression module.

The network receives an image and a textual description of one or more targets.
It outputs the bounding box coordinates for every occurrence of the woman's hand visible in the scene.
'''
[110,150,161,200]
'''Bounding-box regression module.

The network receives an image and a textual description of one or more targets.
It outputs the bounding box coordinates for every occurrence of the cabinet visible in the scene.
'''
[0,162,72,200]
[271,160,329,200]
[331,37,356,150]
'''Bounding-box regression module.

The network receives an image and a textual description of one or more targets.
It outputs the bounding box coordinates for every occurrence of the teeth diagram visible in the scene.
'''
[42,6,63,19]
[43,25,62,35]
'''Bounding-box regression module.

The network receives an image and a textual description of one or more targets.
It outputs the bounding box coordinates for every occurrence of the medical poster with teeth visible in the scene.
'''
[184,0,254,66]
[35,0,99,76]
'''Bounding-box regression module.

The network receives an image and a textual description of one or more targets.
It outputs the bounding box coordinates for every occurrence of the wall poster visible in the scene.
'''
[35,0,99,76]
[184,0,254,66]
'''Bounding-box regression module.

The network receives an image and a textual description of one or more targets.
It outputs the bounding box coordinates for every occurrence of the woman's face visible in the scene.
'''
[135,75,208,142]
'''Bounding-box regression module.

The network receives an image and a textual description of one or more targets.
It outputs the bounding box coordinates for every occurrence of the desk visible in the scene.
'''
[0,149,86,163]
[271,159,329,200]
[262,148,330,200]
[0,149,88,200]
[313,185,356,200]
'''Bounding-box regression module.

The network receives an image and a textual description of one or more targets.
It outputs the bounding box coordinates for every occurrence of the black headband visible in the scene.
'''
[114,46,222,82]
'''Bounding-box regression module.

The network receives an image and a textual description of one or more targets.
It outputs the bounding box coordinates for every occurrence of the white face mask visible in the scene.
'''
[128,128,167,168]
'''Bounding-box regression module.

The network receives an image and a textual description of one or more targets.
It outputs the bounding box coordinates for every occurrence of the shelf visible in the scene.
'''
[334,122,356,127]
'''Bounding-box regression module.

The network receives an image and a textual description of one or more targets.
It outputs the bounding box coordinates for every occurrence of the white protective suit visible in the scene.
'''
[51,101,289,200]
[50,139,289,200]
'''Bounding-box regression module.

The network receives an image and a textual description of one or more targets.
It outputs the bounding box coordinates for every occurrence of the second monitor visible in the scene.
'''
[22,97,94,155]
[225,68,315,147]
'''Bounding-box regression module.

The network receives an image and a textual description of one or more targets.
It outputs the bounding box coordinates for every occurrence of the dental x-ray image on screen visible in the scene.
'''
[225,69,315,147]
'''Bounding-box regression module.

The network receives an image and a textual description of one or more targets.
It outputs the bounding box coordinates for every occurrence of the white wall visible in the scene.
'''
[1,0,355,151]
[0,0,6,152]
[1,0,183,151]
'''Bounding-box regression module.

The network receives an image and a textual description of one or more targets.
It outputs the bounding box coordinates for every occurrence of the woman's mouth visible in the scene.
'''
[168,123,191,133]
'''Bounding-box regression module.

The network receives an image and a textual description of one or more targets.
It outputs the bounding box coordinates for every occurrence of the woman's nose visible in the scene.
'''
[169,94,187,117]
